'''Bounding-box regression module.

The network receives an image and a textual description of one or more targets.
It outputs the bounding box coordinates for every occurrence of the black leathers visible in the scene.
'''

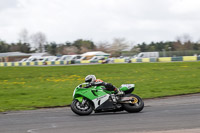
[91,82,116,91]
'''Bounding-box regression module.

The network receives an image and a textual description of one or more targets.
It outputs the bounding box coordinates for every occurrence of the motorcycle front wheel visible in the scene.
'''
[71,99,93,116]
[122,94,144,113]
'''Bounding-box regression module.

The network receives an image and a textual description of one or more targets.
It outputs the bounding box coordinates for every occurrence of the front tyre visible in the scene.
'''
[71,99,93,116]
[123,94,144,113]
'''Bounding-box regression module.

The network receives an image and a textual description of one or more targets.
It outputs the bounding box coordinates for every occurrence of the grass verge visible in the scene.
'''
[0,62,200,112]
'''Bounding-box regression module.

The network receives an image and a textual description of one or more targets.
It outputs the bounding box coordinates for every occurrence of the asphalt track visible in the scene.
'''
[0,93,200,133]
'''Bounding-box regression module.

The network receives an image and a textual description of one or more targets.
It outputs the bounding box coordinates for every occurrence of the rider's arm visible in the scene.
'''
[91,81,105,86]
[91,82,115,89]
[104,82,116,91]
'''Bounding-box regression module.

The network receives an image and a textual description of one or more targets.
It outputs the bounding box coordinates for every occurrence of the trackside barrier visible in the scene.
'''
[75,61,81,64]
[116,56,198,63]
[0,56,199,67]
[150,58,157,62]
[80,60,90,63]
[142,58,150,62]
[98,60,103,63]
[131,58,137,63]
[136,59,142,62]
[114,59,125,63]
[183,56,197,61]
[0,61,71,67]
[158,57,171,62]
[90,60,98,63]
[171,57,183,61]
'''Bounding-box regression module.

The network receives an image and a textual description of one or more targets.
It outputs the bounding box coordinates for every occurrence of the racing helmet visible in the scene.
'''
[85,75,96,83]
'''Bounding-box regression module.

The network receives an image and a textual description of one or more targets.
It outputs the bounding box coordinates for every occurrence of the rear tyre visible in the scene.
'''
[122,94,144,113]
[71,99,93,116]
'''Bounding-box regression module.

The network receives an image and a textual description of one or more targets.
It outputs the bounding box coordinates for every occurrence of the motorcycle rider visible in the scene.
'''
[85,75,124,95]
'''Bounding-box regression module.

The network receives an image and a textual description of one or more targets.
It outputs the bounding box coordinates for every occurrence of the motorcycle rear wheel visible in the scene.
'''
[122,94,144,113]
[71,99,93,115]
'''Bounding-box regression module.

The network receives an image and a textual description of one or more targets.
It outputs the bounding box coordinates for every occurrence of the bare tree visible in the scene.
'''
[18,29,29,43]
[109,38,129,52]
[80,46,90,54]
[108,38,129,56]
[64,46,79,55]
[96,41,110,52]
[175,34,193,50]
[176,34,192,44]
[57,45,79,55]
[30,32,47,53]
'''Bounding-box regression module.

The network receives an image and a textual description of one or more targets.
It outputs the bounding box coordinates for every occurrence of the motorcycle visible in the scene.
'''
[71,83,144,115]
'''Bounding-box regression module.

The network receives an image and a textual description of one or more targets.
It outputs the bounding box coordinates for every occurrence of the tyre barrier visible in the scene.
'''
[0,56,200,67]
[0,61,70,67]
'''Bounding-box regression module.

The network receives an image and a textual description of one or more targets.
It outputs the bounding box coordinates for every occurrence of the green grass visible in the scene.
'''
[0,62,200,112]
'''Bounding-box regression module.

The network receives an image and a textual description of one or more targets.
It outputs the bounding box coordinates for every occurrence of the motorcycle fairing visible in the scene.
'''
[95,98,117,111]
[92,94,110,109]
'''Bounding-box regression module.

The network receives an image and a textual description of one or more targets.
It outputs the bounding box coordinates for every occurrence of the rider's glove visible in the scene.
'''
[85,83,92,88]
[90,82,95,86]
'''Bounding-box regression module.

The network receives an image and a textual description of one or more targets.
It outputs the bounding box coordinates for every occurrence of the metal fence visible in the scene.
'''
[122,50,200,57]
[159,50,200,57]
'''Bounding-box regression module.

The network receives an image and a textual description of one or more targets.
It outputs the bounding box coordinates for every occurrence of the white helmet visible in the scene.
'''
[85,75,96,83]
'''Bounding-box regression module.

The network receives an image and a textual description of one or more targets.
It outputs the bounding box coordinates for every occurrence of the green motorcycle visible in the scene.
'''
[71,83,144,115]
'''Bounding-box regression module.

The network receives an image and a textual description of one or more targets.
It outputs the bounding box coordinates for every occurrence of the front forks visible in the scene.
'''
[80,99,87,107]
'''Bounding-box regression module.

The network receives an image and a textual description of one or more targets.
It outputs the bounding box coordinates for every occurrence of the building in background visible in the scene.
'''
[0,52,51,62]
[0,52,31,62]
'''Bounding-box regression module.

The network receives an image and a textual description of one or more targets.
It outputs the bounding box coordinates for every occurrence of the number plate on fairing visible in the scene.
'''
[120,84,135,89]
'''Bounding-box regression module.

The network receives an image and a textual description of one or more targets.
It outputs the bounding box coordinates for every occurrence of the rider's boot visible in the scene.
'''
[114,88,124,96]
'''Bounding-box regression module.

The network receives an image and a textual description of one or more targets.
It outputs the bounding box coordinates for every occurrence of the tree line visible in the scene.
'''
[0,37,129,56]
[132,41,200,52]
[0,28,130,56]
[1,29,200,56]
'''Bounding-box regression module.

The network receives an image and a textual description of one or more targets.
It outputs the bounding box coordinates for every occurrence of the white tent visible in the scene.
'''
[81,51,110,57]
[29,53,51,57]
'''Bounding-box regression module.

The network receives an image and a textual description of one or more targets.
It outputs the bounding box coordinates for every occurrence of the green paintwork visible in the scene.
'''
[119,87,130,91]
[75,97,83,103]
[73,85,108,101]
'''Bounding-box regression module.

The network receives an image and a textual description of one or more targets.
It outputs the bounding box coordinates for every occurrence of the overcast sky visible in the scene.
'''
[0,0,200,44]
